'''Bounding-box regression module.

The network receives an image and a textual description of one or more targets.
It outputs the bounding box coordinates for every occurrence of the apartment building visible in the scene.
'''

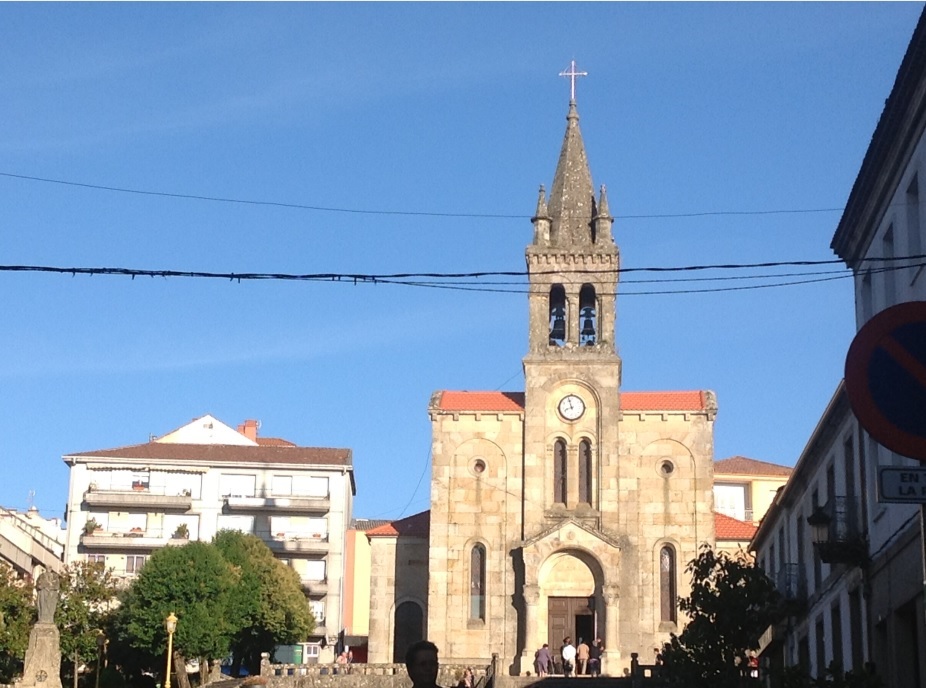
[714,456,792,525]
[753,7,926,685]
[62,414,354,658]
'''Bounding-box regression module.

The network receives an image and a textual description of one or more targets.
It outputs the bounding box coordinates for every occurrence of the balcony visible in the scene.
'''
[301,579,329,595]
[774,563,807,618]
[808,496,868,566]
[224,490,330,513]
[84,486,192,510]
[81,528,189,550]
[264,532,330,554]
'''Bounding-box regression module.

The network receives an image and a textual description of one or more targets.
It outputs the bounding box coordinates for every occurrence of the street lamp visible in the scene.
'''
[94,631,107,688]
[164,613,178,688]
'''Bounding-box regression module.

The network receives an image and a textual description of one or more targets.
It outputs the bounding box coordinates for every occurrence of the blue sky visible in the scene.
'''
[2,3,923,523]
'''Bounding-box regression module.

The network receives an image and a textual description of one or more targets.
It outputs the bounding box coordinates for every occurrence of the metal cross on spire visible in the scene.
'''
[559,60,588,102]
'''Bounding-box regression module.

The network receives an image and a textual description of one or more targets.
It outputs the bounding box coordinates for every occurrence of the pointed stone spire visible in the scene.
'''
[532,184,552,245]
[593,184,614,244]
[547,101,595,246]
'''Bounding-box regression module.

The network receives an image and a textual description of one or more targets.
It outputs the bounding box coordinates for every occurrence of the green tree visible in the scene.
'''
[56,561,119,687]
[116,542,236,687]
[658,545,780,688]
[213,530,314,676]
[0,566,34,683]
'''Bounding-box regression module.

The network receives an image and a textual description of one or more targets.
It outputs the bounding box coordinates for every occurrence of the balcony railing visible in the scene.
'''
[80,528,191,549]
[223,491,330,513]
[302,579,329,595]
[260,531,330,554]
[812,496,868,566]
[775,563,807,602]
[84,486,193,510]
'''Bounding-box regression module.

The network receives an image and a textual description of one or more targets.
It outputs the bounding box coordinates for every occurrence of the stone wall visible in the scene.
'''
[262,663,488,688]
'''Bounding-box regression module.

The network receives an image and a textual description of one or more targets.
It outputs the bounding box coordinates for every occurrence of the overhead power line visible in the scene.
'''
[0,171,847,221]
[0,255,921,296]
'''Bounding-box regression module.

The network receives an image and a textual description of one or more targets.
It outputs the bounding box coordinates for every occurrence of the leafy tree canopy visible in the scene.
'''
[117,541,236,663]
[0,565,34,683]
[213,530,313,675]
[658,546,780,688]
[56,561,120,672]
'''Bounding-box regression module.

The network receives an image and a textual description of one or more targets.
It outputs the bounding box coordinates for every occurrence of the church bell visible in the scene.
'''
[549,306,566,343]
[580,307,596,343]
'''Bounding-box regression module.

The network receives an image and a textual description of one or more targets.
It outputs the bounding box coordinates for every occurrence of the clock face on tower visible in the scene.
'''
[558,394,585,421]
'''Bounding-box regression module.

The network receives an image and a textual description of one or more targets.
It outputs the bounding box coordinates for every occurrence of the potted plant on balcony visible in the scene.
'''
[171,523,190,540]
[83,518,101,536]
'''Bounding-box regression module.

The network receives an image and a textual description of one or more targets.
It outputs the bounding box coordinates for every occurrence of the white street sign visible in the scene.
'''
[878,467,926,503]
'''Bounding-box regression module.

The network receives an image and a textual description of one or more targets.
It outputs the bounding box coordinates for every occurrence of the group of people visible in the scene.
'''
[403,636,606,688]
[534,636,604,677]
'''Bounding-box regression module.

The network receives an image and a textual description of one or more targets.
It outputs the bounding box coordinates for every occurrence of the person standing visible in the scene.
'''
[576,638,590,676]
[561,637,577,678]
[534,643,552,677]
[588,637,604,677]
[405,640,443,688]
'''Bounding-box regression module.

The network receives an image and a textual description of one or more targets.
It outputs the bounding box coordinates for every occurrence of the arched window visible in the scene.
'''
[549,285,567,346]
[393,601,423,663]
[554,439,567,504]
[579,284,597,346]
[579,439,593,505]
[470,544,486,621]
[660,545,677,623]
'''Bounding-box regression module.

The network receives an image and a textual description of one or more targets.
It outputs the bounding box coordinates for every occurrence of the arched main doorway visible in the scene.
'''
[539,550,602,649]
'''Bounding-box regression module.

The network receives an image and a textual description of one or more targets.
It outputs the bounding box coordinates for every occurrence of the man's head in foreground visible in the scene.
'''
[405,640,440,688]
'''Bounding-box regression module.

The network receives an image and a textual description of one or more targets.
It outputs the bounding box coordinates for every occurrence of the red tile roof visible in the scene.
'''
[437,392,525,412]
[256,437,297,447]
[714,456,793,477]
[433,390,711,412]
[620,391,709,411]
[64,443,351,466]
[715,512,758,540]
[366,510,430,538]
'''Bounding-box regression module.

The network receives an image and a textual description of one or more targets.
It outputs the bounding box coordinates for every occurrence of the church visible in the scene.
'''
[367,87,718,676]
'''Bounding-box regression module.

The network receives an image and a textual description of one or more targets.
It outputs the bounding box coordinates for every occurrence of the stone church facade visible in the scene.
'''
[368,97,717,675]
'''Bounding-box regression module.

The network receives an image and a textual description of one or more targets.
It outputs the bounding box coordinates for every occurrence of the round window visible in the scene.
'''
[660,460,675,476]
[472,458,487,475]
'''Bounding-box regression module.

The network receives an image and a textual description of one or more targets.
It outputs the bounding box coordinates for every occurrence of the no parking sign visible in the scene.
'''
[844,301,926,462]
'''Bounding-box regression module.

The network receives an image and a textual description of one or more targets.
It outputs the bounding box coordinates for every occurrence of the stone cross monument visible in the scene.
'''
[17,571,63,688]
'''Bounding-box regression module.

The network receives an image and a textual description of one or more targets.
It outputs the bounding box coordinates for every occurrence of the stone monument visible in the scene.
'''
[17,571,63,688]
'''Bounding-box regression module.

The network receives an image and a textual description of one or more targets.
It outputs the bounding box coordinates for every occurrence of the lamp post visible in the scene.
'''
[164,613,178,688]
[95,631,107,688]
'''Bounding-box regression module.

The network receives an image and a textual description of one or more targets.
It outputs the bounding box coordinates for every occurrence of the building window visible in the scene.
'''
[554,440,567,504]
[578,440,593,504]
[549,285,567,346]
[660,545,677,623]
[714,483,751,522]
[831,602,844,673]
[219,474,256,498]
[470,544,486,621]
[579,284,597,346]
[86,554,105,566]
[907,175,922,273]
[882,225,896,306]
[310,600,325,624]
[844,436,856,499]
[126,555,147,574]
[860,270,873,322]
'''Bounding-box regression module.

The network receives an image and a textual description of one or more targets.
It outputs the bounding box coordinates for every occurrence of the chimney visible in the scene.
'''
[237,419,259,441]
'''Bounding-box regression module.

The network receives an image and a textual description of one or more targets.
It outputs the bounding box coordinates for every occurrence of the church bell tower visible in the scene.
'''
[522,91,622,531]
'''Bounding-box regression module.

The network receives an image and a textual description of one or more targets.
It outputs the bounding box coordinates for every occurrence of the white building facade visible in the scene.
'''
[754,7,926,686]
[62,414,354,659]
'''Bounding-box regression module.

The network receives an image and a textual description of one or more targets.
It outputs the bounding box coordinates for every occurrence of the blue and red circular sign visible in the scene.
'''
[845,301,926,462]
